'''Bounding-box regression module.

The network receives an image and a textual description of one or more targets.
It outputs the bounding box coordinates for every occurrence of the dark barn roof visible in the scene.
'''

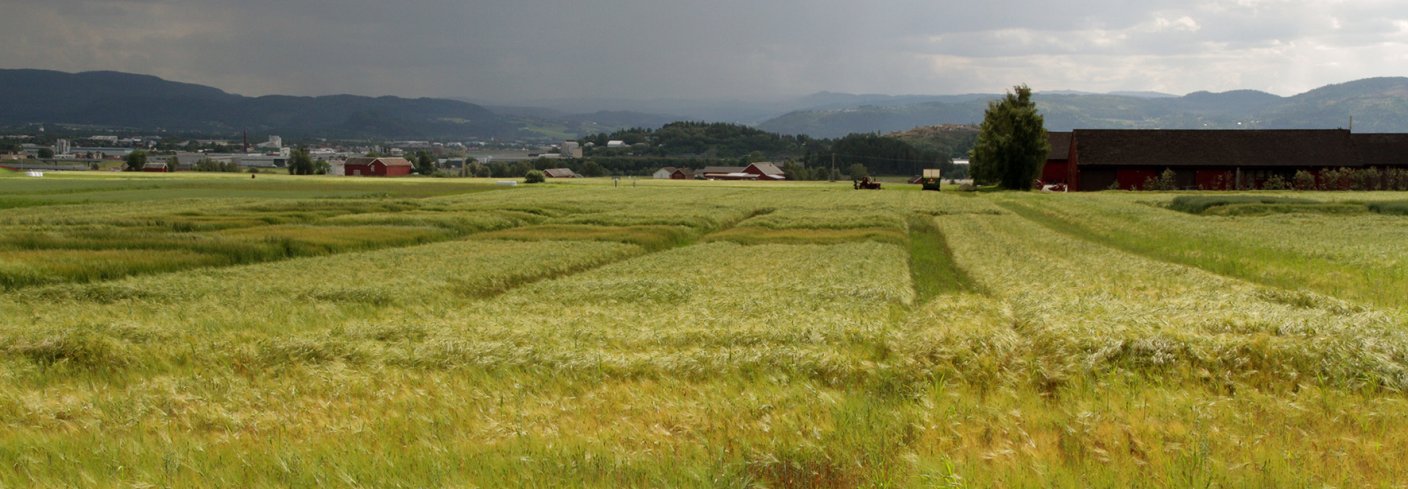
[1351,133,1408,166]
[1073,129,1360,167]
[1047,132,1072,160]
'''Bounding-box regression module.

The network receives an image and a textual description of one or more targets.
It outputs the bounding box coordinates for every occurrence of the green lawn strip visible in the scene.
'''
[906,215,981,303]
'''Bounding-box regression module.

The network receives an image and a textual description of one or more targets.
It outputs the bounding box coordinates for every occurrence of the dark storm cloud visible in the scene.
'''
[3,0,1407,101]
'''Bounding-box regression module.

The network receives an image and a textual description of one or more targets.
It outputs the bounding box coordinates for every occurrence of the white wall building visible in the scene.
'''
[561,141,582,158]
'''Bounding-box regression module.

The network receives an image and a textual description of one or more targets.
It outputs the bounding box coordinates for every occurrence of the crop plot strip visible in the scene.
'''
[463,207,777,299]
[994,196,1408,310]
[932,212,1408,391]
[0,202,543,290]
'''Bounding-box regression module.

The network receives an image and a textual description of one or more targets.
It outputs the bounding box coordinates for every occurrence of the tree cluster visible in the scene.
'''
[124,150,148,171]
[824,133,945,177]
[193,158,242,172]
[287,147,316,175]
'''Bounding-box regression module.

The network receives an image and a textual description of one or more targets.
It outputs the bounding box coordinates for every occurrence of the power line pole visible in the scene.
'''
[830,153,836,182]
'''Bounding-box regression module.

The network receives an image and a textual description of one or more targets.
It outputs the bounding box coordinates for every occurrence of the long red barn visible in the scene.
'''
[1040,129,1408,191]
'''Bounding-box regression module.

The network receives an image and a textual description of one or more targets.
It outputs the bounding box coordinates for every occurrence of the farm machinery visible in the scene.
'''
[920,168,942,191]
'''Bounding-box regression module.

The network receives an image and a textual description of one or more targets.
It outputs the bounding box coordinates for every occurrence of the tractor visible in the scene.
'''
[853,176,882,190]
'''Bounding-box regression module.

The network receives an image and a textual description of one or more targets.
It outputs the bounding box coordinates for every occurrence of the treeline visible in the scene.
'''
[579,122,964,178]
[586,122,815,159]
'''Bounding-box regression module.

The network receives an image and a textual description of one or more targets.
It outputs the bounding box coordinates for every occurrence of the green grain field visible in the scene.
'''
[3,173,1408,487]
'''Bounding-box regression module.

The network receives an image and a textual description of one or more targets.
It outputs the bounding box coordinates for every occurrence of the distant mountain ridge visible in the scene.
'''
[7,69,1408,140]
[760,78,1408,137]
[0,69,525,139]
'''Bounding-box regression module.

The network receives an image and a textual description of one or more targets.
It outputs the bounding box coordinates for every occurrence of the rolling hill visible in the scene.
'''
[0,69,527,139]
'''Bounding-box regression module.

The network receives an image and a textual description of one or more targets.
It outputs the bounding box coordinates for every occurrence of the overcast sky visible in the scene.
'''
[4,0,1408,102]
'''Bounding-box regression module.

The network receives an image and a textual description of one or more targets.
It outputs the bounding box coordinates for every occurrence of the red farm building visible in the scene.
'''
[1041,132,1074,186]
[1042,129,1408,191]
[343,157,413,177]
[743,162,786,180]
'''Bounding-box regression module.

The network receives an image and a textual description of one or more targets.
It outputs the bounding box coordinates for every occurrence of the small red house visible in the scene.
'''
[141,162,170,173]
[344,157,413,177]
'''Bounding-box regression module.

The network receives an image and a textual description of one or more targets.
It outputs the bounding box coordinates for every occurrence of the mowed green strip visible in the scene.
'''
[906,215,979,303]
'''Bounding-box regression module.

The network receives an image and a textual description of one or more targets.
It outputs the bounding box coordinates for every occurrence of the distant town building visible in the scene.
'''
[606,140,628,148]
[258,135,283,149]
[561,141,582,158]
[55,139,71,156]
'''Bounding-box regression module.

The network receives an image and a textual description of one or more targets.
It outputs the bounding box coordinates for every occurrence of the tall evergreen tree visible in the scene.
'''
[970,85,1049,189]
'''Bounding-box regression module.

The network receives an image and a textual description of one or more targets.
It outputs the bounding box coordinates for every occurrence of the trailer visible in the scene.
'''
[920,168,942,191]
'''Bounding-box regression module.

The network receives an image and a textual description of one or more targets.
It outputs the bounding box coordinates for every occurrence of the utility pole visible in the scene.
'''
[830,153,837,182]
